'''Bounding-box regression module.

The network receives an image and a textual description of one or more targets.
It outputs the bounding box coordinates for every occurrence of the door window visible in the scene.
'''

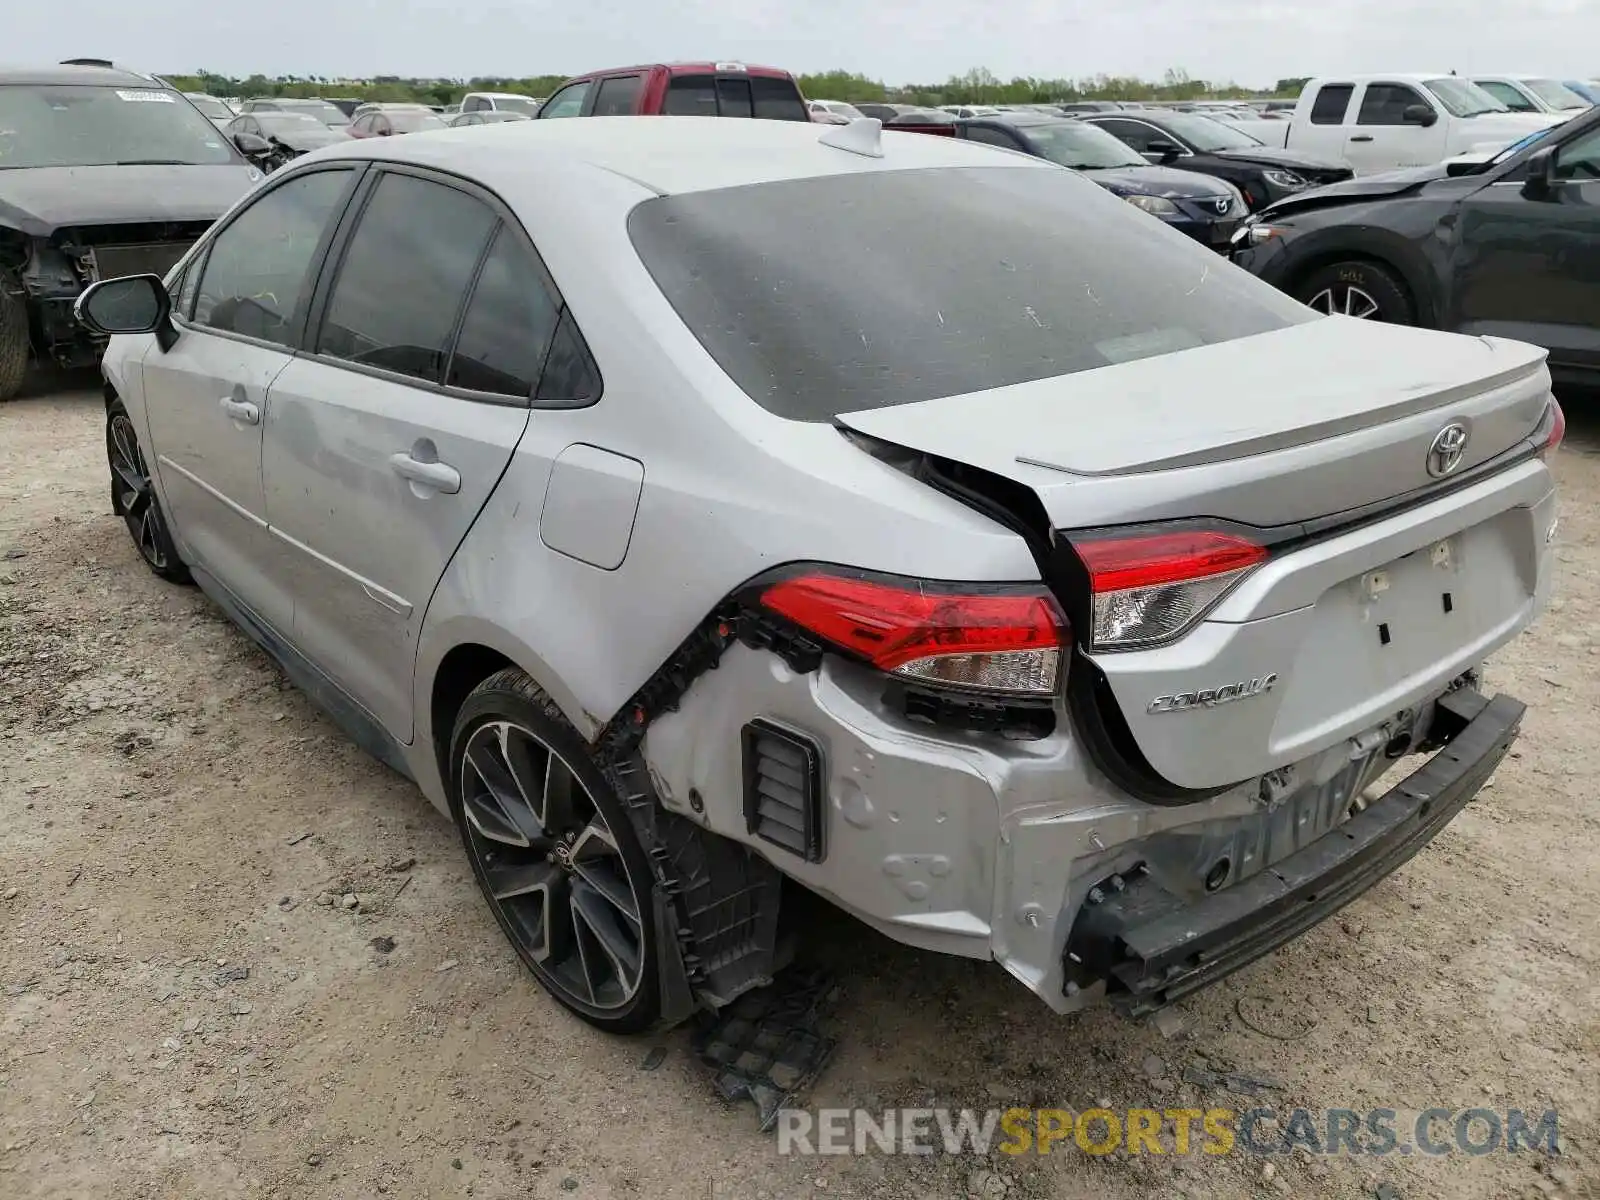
[317,173,497,383]
[1357,83,1429,125]
[664,75,717,116]
[1309,84,1354,125]
[445,226,562,398]
[962,126,1022,150]
[1092,118,1160,152]
[192,168,352,347]
[463,96,486,112]
[1477,81,1536,112]
[1557,126,1600,180]
[716,77,754,118]
[592,75,643,116]
[539,81,590,118]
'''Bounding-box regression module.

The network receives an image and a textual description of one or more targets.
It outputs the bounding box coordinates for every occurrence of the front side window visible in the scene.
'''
[1088,118,1161,153]
[592,76,643,116]
[318,173,496,383]
[1357,83,1430,126]
[1308,84,1354,125]
[538,82,590,119]
[1475,81,1536,113]
[445,227,561,397]
[629,168,1314,422]
[193,169,352,346]
[1556,126,1600,180]
[463,96,486,112]
[0,84,238,168]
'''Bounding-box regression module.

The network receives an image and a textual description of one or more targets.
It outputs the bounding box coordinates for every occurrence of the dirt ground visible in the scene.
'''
[1,370,1596,1200]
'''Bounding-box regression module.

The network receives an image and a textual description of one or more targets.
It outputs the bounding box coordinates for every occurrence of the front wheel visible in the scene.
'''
[0,285,29,403]
[106,399,190,583]
[449,668,662,1033]
[1293,260,1415,324]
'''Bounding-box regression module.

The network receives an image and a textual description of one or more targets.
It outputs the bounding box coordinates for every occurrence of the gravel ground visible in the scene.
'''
[1,371,1596,1200]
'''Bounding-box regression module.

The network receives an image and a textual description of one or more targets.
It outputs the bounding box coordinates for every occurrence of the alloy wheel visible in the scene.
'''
[1305,284,1381,320]
[108,412,172,571]
[458,719,645,1013]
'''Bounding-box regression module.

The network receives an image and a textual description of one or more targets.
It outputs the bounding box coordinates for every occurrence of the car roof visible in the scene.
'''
[569,61,795,81]
[967,113,1071,129]
[0,63,172,88]
[305,115,1054,199]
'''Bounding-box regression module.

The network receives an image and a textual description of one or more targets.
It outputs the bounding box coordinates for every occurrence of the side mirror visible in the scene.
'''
[232,131,271,157]
[1402,103,1438,127]
[75,274,171,338]
[1522,146,1560,199]
[1145,139,1183,164]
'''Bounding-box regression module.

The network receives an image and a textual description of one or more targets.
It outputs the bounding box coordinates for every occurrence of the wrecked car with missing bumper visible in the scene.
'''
[83,117,1560,1031]
[0,62,258,401]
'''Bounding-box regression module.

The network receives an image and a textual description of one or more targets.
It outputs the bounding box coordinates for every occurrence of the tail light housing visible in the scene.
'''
[1537,397,1565,460]
[757,568,1068,696]
[1070,529,1268,651]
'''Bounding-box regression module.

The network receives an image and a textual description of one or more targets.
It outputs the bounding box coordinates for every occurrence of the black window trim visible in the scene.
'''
[168,162,368,356]
[298,160,599,409]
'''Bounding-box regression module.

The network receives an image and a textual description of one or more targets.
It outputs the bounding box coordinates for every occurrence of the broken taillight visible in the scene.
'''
[758,569,1069,696]
[1070,529,1268,651]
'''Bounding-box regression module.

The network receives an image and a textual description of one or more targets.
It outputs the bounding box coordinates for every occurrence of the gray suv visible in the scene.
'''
[78,117,1560,1033]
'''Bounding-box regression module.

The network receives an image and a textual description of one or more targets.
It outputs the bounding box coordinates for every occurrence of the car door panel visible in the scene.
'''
[1343,82,1443,174]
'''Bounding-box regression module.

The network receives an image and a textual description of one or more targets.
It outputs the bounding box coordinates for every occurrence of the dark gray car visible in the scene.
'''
[0,63,260,400]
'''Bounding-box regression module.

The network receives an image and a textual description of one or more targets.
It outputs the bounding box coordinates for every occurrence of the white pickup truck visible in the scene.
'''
[1245,74,1566,174]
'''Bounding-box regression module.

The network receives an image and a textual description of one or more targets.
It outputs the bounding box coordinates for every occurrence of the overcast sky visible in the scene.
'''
[12,0,1599,87]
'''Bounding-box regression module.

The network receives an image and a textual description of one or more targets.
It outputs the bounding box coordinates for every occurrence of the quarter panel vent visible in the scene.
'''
[741,720,824,862]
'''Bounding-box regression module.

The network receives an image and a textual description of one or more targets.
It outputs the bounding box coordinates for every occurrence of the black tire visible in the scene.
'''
[0,285,29,404]
[106,399,191,583]
[449,668,662,1034]
[1292,260,1415,324]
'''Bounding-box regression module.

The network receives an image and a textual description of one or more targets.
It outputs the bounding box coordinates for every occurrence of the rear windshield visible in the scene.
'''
[628,167,1314,421]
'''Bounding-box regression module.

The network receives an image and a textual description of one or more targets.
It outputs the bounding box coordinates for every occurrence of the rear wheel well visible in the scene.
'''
[429,643,515,784]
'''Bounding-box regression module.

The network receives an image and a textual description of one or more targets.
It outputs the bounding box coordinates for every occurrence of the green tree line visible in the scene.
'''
[163,66,1305,105]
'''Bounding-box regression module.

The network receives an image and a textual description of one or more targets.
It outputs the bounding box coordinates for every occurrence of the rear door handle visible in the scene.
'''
[389,452,461,495]
[1349,135,1374,143]
[219,396,260,425]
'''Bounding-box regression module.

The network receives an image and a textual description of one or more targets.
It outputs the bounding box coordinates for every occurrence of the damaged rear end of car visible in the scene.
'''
[623,156,1560,1017]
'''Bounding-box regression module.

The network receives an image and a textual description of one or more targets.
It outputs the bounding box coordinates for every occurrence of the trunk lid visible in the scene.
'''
[837,316,1556,791]
[836,316,1550,531]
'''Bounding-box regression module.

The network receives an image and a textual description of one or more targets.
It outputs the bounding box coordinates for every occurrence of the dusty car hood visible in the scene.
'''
[0,164,259,237]
[1086,164,1234,199]
[1212,146,1347,172]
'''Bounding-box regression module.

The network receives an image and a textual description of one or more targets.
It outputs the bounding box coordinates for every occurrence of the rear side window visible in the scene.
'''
[592,75,642,116]
[1357,84,1426,125]
[751,76,808,121]
[318,173,496,383]
[192,169,352,346]
[1309,84,1354,125]
[628,168,1315,422]
[445,226,562,398]
[664,75,717,116]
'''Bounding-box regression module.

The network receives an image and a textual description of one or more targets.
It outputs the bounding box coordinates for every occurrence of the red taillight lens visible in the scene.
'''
[759,570,1068,696]
[1071,529,1268,651]
[1538,398,1565,460]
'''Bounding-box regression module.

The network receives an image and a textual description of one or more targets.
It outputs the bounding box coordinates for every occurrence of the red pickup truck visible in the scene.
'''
[534,62,810,121]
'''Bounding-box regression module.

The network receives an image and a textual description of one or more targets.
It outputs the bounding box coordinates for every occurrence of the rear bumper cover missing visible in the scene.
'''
[1064,687,1524,1016]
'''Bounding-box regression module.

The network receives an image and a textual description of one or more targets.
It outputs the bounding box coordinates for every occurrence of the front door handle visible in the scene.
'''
[1349,135,1374,143]
[220,396,260,425]
[389,451,461,495]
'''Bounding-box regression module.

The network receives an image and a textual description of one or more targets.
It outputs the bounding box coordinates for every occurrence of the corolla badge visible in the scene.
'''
[1147,673,1278,714]
[1426,422,1469,478]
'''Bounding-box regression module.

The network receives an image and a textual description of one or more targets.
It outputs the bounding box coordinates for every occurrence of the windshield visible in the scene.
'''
[0,84,238,169]
[1424,78,1509,117]
[283,100,349,126]
[628,167,1313,421]
[489,95,541,115]
[1152,112,1263,151]
[255,113,329,135]
[1522,79,1588,111]
[186,95,232,119]
[391,109,446,132]
[1024,122,1146,168]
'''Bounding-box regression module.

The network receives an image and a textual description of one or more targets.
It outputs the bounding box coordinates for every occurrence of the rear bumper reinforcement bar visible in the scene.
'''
[1065,688,1525,1017]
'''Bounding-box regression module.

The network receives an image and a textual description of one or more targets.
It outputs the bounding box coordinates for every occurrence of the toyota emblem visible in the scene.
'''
[1427,422,1470,478]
